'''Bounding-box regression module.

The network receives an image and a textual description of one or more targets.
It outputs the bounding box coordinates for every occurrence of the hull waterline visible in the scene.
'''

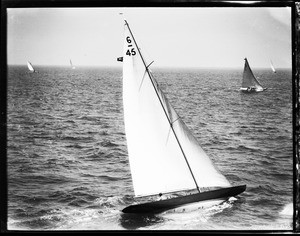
[122,185,246,214]
[240,88,267,93]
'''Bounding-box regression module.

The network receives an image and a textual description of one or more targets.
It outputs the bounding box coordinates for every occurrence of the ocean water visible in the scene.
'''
[7,66,293,231]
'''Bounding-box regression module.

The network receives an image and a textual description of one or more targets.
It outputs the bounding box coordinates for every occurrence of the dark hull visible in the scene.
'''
[241,90,256,93]
[122,185,246,214]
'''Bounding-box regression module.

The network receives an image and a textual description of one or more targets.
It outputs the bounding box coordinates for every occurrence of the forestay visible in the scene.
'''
[122,20,231,197]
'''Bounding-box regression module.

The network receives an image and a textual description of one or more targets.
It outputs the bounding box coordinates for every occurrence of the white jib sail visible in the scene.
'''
[27,61,34,72]
[122,21,231,197]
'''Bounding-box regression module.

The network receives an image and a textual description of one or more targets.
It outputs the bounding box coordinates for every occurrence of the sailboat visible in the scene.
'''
[240,58,267,93]
[70,59,76,69]
[27,61,36,73]
[119,19,246,214]
[270,60,276,73]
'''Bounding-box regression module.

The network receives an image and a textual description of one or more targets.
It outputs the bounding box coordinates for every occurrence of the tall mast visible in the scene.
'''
[124,20,200,193]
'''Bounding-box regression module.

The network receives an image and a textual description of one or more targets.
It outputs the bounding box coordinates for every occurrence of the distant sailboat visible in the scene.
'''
[240,58,267,93]
[270,60,276,73]
[27,61,36,73]
[70,59,76,69]
[120,20,246,214]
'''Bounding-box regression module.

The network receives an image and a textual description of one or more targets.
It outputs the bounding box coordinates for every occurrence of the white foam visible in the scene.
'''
[279,203,293,216]
[228,196,238,202]
[54,207,122,230]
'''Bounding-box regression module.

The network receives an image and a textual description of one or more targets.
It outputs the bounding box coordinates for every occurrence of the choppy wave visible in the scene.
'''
[7,66,293,231]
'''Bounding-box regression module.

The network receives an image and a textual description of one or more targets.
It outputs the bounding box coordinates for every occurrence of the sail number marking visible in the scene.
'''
[126,36,136,56]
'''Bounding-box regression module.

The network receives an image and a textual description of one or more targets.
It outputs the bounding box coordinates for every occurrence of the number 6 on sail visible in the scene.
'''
[119,19,246,214]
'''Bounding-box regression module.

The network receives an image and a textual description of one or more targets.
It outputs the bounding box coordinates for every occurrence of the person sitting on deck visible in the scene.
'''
[157,193,167,201]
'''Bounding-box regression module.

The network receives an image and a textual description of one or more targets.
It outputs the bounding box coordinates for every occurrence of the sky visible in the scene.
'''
[7,7,292,69]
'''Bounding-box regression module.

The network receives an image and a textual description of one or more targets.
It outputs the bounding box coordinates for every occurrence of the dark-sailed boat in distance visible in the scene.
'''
[120,19,246,214]
[240,58,267,93]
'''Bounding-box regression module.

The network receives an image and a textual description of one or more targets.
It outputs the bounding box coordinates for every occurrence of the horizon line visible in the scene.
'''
[8,64,292,70]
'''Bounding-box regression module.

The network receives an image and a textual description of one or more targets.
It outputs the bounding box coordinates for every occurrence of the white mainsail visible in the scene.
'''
[27,61,35,72]
[270,60,276,73]
[122,20,231,198]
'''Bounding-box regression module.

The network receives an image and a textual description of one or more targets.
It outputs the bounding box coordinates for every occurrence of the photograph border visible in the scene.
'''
[1,0,298,233]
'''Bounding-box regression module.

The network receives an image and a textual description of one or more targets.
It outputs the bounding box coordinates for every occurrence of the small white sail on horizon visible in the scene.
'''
[270,60,276,73]
[70,59,76,69]
[27,61,35,72]
[122,20,231,198]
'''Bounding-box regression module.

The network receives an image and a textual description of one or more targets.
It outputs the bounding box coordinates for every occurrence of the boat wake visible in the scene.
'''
[164,196,237,215]
[140,197,239,230]
[119,198,238,230]
[8,195,129,230]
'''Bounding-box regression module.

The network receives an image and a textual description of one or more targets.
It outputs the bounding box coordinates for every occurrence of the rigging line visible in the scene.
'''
[147,61,154,69]
[139,71,147,91]
[171,117,181,125]
[165,116,181,146]
[124,20,200,193]
[166,126,171,145]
